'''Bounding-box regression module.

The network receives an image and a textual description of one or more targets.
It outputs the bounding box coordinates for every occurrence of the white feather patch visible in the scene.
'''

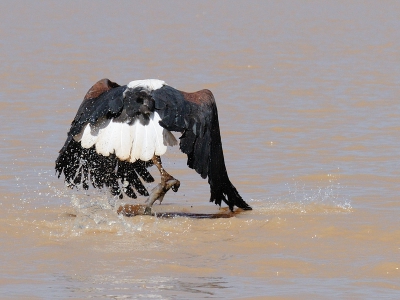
[74,112,171,162]
[95,118,115,156]
[127,79,166,90]
[116,122,134,160]
[130,118,145,161]
[75,122,100,149]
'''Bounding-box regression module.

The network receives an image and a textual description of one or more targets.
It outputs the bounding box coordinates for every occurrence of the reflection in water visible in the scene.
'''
[51,274,230,299]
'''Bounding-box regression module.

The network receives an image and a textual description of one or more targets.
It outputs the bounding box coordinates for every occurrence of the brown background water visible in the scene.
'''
[1,1,399,299]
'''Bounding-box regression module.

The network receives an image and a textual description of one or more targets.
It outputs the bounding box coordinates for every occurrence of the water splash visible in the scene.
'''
[252,174,352,215]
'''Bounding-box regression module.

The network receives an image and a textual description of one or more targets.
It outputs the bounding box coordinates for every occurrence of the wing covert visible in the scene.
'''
[68,79,126,137]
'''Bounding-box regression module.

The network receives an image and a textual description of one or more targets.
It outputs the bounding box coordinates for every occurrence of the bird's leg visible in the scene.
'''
[145,155,180,214]
[152,155,178,188]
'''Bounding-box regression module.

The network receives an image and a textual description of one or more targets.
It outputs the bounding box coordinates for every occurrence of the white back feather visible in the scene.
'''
[127,79,166,90]
[95,118,114,156]
[117,122,134,160]
[130,118,143,161]
[75,112,170,162]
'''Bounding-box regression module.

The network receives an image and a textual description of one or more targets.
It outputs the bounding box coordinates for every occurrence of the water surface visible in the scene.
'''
[1,1,399,299]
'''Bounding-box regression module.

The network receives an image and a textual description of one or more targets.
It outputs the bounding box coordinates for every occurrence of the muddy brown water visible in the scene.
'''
[1,1,399,299]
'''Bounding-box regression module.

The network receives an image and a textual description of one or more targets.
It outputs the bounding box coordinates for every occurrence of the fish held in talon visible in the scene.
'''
[55,78,252,213]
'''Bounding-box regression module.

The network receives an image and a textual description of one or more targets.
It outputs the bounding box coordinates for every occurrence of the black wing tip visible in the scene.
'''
[230,198,252,211]
[213,200,252,212]
[210,177,253,212]
[210,186,252,212]
[236,202,253,210]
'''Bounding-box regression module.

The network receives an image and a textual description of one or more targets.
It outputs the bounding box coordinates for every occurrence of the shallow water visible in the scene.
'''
[1,1,400,299]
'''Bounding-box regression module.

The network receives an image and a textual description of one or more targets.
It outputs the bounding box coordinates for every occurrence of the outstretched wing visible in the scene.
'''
[151,86,252,211]
[55,78,154,199]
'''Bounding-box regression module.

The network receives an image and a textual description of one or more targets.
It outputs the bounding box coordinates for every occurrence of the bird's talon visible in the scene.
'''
[144,206,152,215]
[165,179,179,192]
[172,180,180,192]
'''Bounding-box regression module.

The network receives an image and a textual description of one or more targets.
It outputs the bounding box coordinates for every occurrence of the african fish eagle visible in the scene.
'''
[55,78,252,212]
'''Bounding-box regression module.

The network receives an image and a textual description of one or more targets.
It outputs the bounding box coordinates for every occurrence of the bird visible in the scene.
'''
[55,78,252,213]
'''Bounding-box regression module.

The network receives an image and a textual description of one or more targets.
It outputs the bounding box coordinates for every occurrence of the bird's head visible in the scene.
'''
[139,93,155,116]
[123,87,155,118]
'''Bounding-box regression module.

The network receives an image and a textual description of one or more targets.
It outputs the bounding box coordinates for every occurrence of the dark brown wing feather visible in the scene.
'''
[84,78,121,100]
[55,79,154,200]
[152,86,252,211]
